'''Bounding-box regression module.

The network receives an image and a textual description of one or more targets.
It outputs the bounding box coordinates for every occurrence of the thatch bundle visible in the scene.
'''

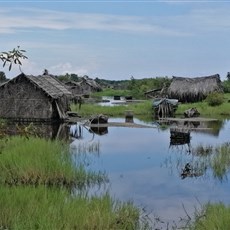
[167,74,223,103]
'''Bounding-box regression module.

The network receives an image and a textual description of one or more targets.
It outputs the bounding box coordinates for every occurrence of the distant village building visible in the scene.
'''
[65,81,83,96]
[0,73,72,121]
[79,77,102,95]
[64,76,102,99]
[167,74,223,103]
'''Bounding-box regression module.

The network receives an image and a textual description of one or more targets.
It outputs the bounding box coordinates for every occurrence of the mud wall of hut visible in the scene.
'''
[0,78,54,120]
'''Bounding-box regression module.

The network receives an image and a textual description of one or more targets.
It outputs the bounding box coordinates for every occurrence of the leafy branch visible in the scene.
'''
[0,46,28,71]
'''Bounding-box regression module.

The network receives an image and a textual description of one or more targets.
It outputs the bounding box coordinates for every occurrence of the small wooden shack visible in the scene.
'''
[0,73,72,122]
[167,74,223,103]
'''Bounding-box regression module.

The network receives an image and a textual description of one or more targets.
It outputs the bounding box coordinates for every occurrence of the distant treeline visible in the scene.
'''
[2,70,230,95]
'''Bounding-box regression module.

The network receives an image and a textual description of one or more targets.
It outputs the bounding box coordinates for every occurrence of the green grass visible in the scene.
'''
[71,99,153,120]
[190,203,230,230]
[186,143,230,229]
[0,136,150,229]
[0,136,107,188]
[0,186,142,230]
[72,93,230,120]
[176,93,230,117]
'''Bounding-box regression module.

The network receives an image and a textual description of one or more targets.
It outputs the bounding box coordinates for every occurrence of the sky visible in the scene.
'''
[1,0,230,80]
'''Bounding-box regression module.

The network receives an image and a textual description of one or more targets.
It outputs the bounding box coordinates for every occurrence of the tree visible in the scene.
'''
[227,72,230,81]
[0,46,28,71]
[70,73,79,82]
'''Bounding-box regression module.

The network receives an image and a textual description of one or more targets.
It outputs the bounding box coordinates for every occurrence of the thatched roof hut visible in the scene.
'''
[0,73,72,121]
[65,80,83,96]
[167,74,223,103]
[79,77,102,95]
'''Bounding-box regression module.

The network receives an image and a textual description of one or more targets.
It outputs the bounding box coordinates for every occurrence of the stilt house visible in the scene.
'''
[0,73,72,121]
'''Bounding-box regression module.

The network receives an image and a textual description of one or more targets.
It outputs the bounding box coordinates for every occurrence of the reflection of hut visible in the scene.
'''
[89,126,108,135]
[0,73,72,122]
[89,114,108,124]
[3,122,69,140]
[167,74,223,103]
[170,128,190,146]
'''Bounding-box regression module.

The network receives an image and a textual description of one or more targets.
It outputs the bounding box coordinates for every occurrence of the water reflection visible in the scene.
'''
[2,121,70,140]
[70,117,230,228]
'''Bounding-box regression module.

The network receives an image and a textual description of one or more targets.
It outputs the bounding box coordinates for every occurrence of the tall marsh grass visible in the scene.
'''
[0,136,148,229]
[190,203,230,230]
[0,136,107,188]
[0,186,142,230]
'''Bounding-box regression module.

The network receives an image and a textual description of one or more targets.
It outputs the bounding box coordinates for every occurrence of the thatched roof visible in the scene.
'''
[65,81,81,87]
[1,73,72,99]
[167,74,223,103]
[80,77,102,91]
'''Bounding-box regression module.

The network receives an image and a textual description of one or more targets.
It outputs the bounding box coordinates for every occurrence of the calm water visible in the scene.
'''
[70,117,230,228]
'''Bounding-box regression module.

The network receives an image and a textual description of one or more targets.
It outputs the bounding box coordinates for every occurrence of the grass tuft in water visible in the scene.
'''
[0,136,107,188]
[190,203,230,230]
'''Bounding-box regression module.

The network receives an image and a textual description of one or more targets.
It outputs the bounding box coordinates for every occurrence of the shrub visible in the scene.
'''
[206,92,224,106]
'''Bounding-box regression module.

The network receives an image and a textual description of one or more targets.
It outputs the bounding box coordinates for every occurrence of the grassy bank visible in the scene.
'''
[0,136,148,229]
[72,93,230,120]
[176,93,230,117]
[71,99,153,120]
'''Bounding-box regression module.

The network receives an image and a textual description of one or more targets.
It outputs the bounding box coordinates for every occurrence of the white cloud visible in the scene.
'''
[48,62,89,76]
[0,7,188,36]
[1,5,230,37]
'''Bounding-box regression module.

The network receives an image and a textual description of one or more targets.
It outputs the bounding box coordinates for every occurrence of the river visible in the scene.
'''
[70,117,230,228]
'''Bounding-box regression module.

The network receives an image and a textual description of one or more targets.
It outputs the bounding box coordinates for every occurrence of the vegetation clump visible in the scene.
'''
[206,92,225,106]
[190,203,230,230]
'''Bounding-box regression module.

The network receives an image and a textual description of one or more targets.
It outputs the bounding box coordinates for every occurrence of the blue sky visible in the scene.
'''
[1,1,230,80]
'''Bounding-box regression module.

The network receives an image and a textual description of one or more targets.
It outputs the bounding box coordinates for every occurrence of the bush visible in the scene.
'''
[206,92,224,106]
